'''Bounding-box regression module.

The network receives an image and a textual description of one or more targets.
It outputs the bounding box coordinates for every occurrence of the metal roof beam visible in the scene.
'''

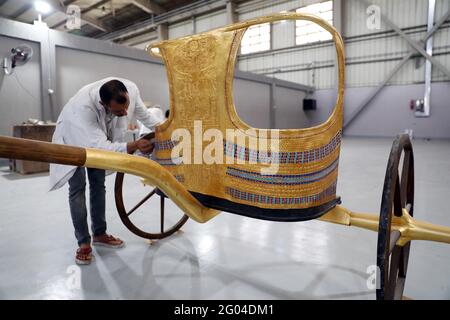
[131,0,165,15]
[9,3,31,19]
[98,0,226,41]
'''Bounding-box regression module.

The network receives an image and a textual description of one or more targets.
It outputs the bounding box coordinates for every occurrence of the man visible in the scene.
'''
[50,77,164,265]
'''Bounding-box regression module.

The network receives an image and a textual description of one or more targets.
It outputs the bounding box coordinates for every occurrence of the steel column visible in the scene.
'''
[418,0,436,118]
[226,0,238,24]
[270,80,276,129]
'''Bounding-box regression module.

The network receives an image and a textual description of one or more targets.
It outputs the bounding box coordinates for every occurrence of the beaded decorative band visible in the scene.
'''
[225,182,337,205]
[223,130,341,164]
[154,139,177,151]
[154,156,183,166]
[226,158,339,185]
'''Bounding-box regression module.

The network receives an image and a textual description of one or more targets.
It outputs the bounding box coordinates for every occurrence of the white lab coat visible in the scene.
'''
[49,77,164,191]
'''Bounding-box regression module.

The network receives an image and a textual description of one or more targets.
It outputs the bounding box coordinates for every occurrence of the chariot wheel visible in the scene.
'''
[114,172,189,240]
[376,134,414,300]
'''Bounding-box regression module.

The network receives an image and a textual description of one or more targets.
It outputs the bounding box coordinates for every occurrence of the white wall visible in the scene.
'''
[195,10,227,33]
[55,47,170,114]
[232,79,271,128]
[0,36,42,136]
[274,86,308,129]
[312,83,450,139]
[168,20,193,39]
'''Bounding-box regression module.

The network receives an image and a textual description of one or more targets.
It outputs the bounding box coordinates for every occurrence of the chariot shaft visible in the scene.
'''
[321,206,450,246]
[0,136,219,223]
[0,136,86,167]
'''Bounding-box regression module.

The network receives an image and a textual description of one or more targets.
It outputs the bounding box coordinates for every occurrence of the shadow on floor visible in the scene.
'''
[89,233,376,299]
[77,234,202,299]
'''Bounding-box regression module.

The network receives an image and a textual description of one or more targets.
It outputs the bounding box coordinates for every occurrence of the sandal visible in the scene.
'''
[93,234,125,248]
[75,247,93,265]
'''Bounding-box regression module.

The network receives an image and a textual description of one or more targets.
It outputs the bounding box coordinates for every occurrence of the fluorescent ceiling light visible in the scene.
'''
[34,1,52,14]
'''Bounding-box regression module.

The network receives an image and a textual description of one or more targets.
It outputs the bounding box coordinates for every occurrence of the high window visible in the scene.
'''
[241,22,271,54]
[296,1,333,45]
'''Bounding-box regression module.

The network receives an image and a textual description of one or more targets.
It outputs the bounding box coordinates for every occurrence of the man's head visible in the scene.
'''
[99,80,129,117]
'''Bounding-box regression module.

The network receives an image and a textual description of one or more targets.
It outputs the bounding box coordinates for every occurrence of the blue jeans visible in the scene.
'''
[68,167,107,246]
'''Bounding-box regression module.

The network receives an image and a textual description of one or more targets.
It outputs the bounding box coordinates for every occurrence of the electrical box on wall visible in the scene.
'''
[303,99,317,111]
[411,99,424,112]
[411,99,430,117]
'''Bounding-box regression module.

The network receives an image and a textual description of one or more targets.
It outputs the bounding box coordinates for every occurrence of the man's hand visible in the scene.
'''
[127,138,154,154]
[137,139,154,154]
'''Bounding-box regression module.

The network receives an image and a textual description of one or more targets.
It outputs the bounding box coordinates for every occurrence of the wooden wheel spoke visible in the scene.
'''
[400,150,414,210]
[387,245,402,299]
[400,151,410,207]
[127,188,157,217]
[399,242,411,278]
[393,175,402,217]
[389,230,401,253]
[160,195,165,233]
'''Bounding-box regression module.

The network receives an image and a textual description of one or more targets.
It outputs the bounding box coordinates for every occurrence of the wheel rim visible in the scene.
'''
[115,172,189,240]
[376,134,414,300]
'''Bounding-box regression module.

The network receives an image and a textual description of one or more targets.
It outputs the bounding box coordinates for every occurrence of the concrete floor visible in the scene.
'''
[0,137,449,300]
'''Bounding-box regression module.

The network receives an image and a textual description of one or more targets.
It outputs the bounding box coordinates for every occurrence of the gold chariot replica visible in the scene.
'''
[1,13,450,300]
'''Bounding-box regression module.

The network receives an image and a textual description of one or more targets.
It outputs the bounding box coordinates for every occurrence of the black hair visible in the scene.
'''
[165,109,170,119]
[99,80,128,105]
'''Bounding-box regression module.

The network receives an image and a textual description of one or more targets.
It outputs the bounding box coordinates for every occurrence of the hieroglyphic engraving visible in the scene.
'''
[173,36,218,123]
